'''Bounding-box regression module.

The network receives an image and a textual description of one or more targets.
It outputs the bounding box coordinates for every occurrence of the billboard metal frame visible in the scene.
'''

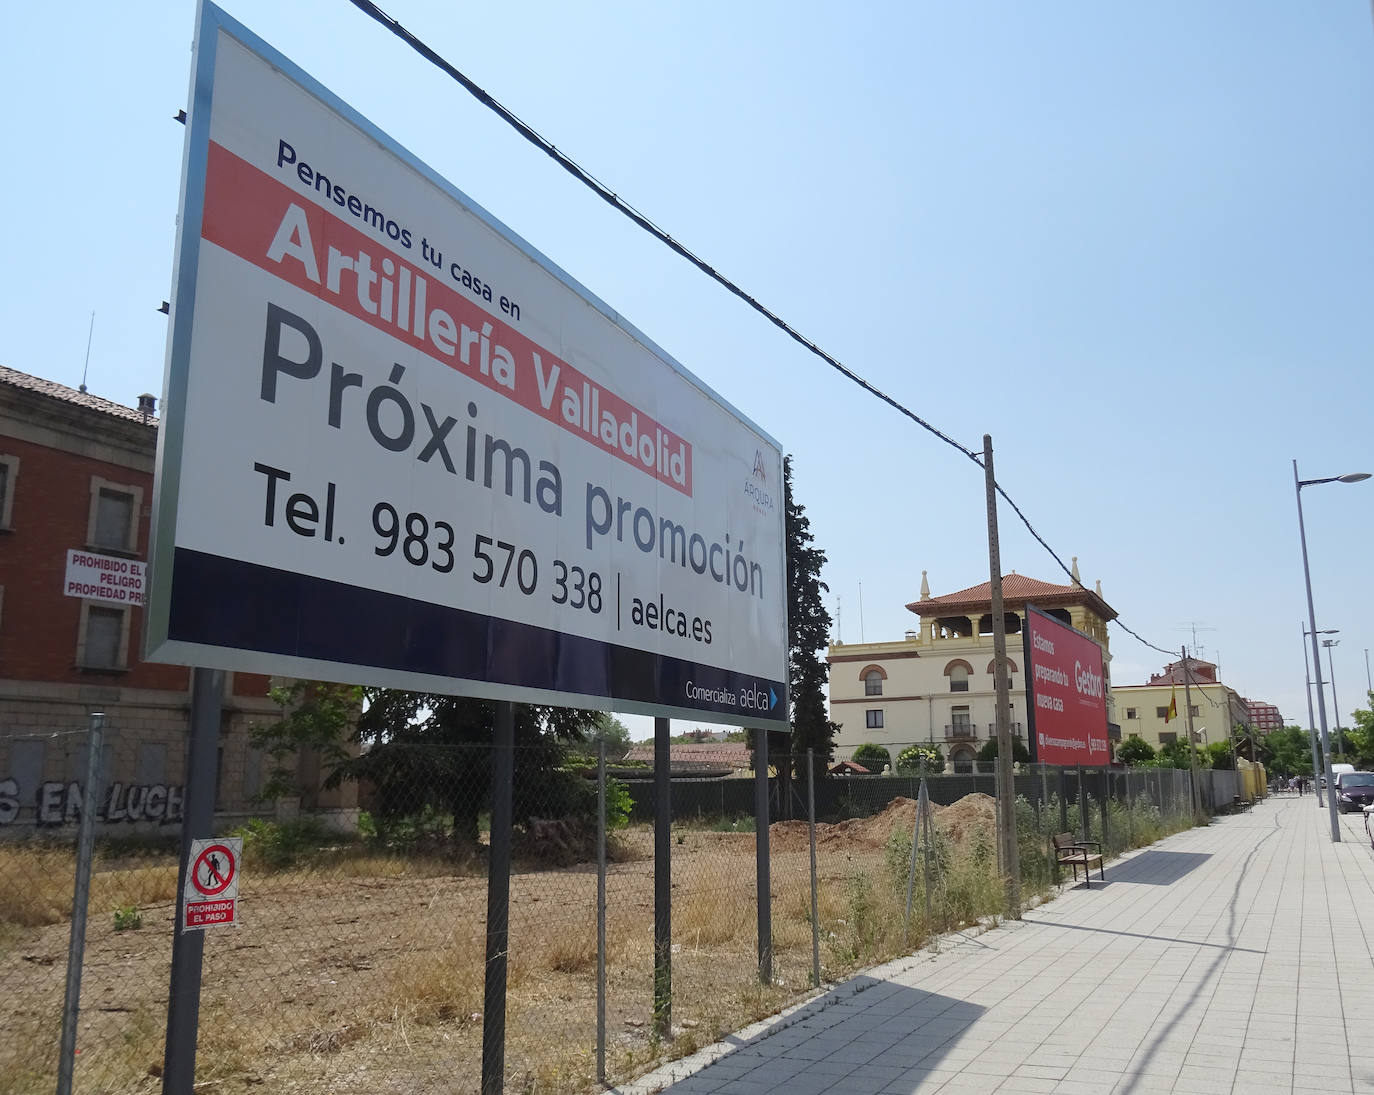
[147,1,788,728]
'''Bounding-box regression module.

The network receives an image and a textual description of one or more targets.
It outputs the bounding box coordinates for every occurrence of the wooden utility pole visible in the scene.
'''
[983,435,1019,915]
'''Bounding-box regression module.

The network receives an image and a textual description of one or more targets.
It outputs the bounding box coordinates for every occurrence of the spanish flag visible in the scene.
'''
[1165,685,1178,724]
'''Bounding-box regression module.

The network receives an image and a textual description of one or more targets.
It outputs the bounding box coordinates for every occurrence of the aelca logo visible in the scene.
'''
[744,449,775,515]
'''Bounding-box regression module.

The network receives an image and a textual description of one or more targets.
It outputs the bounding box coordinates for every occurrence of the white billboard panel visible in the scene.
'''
[148,3,788,728]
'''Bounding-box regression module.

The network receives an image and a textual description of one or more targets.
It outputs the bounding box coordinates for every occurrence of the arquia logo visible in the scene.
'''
[744,449,775,515]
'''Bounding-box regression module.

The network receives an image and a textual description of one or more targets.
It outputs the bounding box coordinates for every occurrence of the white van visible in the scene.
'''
[1325,762,1355,790]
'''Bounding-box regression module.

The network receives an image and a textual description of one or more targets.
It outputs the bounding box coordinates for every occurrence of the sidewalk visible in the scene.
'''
[618,795,1374,1095]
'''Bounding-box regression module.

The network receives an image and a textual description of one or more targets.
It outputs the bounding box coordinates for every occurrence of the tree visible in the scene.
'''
[1115,737,1156,767]
[852,743,892,772]
[976,736,1031,766]
[784,456,837,777]
[1346,696,1374,768]
[1205,740,1234,771]
[896,744,945,774]
[1258,726,1315,777]
[254,684,605,853]
[1157,739,1208,770]
[249,680,363,802]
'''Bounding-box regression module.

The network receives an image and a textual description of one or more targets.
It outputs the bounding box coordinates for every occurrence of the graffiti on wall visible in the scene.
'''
[0,778,185,826]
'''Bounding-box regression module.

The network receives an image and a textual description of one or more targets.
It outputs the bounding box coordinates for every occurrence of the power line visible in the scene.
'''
[344,0,1178,661]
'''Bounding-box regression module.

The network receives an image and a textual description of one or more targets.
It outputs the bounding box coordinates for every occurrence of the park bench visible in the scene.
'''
[1052,832,1104,887]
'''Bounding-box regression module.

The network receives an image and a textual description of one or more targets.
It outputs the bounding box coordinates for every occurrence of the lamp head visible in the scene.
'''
[1337,473,1371,483]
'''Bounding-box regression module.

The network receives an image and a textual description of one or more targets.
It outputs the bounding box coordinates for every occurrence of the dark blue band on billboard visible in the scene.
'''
[167,548,787,720]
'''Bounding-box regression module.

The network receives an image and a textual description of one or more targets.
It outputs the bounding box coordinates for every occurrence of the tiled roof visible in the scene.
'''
[0,365,158,427]
[907,573,1116,621]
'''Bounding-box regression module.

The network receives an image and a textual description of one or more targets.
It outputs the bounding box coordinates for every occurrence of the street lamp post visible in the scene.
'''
[1302,626,1337,806]
[1294,460,1370,843]
[1324,638,1342,757]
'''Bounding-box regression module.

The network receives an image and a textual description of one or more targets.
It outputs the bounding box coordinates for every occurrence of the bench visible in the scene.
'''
[1052,833,1104,887]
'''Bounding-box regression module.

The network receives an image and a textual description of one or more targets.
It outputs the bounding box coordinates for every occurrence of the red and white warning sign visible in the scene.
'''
[181,837,242,932]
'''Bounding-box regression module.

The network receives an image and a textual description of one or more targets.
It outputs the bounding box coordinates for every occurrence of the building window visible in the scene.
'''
[951,705,971,731]
[1125,707,1137,720]
[864,670,883,697]
[1159,732,1177,745]
[1189,705,1200,718]
[949,665,969,692]
[0,454,18,529]
[76,602,130,670]
[865,709,884,729]
[86,477,143,554]
[1156,706,1169,719]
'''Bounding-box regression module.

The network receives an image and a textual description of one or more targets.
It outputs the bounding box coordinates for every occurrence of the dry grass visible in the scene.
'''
[0,796,1040,1095]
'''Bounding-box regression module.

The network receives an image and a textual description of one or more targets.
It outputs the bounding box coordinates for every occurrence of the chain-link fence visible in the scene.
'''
[2,734,1228,1095]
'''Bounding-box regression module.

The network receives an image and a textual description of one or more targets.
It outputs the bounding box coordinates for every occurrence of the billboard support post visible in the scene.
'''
[596,736,607,1085]
[481,701,514,1095]
[754,727,772,984]
[653,717,671,1040]
[163,668,223,1094]
[982,434,1018,914]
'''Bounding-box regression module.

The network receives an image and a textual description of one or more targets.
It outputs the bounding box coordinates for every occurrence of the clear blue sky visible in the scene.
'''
[4,1,1372,733]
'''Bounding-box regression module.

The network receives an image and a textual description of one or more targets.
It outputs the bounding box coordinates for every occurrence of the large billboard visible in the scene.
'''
[146,2,788,728]
[1022,606,1109,766]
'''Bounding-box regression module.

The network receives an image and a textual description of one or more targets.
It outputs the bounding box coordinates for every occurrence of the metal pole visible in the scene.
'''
[1302,628,1325,805]
[1325,641,1342,756]
[481,701,515,1095]
[57,712,104,1095]
[807,749,819,988]
[163,668,224,1094]
[754,727,772,985]
[982,435,1019,915]
[904,776,925,943]
[1182,647,1202,821]
[653,716,671,1038]
[596,737,607,1085]
[1295,460,1341,842]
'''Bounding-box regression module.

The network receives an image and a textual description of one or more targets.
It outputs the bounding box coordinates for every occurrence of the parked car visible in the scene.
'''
[1334,771,1374,814]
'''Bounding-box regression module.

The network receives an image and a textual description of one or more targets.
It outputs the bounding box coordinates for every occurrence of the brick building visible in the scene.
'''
[0,365,353,833]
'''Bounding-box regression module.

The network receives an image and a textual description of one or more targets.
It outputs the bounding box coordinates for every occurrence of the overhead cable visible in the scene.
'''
[345,0,1178,660]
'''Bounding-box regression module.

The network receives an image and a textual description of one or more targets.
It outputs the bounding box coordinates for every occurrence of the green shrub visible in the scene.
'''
[230,816,335,870]
[896,745,945,774]
[851,743,892,772]
[113,904,142,932]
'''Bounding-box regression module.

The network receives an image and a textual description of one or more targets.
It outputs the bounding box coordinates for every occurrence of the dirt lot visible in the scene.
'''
[0,795,997,1095]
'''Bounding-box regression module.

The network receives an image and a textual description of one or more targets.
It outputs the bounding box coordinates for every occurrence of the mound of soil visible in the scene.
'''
[768,793,996,852]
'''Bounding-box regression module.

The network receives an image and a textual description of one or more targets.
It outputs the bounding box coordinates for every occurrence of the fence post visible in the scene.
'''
[596,737,607,1085]
[481,701,515,1095]
[1100,775,1109,852]
[754,728,772,985]
[1058,767,1069,835]
[653,717,671,1039]
[57,711,104,1095]
[807,749,819,988]
[1078,766,1088,843]
[904,776,926,944]
[163,668,224,1095]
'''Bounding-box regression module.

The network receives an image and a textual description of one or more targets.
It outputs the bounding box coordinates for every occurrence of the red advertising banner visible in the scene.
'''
[1023,605,1110,766]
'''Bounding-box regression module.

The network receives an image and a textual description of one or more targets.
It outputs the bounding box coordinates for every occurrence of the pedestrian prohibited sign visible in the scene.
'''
[182,837,242,932]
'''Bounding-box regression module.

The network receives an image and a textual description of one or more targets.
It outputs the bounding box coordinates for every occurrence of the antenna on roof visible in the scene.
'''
[1176,622,1216,661]
[79,312,95,393]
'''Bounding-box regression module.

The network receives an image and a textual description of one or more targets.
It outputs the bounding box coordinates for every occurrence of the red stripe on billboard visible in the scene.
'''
[1023,606,1110,766]
[199,141,694,495]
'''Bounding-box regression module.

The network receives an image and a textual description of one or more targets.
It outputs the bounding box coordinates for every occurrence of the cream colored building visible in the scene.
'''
[828,568,1117,771]
[1115,656,1251,751]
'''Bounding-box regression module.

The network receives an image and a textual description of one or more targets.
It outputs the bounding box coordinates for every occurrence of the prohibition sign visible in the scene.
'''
[192,843,237,897]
